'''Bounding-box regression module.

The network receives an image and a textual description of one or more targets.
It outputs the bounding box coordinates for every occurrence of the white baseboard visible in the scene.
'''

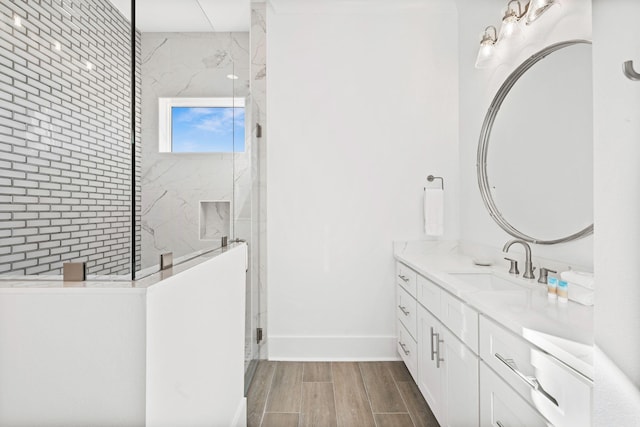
[232,397,247,427]
[268,335,400,361]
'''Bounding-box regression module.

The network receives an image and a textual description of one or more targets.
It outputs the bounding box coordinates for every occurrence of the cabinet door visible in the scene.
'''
[439,327,479,427]
[417,305,443,421]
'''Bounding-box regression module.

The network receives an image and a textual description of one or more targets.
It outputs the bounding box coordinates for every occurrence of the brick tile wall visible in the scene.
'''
[0,0,140,275]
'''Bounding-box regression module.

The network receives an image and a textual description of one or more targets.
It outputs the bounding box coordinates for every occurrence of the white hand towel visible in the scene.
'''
[567,282,594,306]
[560,270,594,289]
[424,188,444,236]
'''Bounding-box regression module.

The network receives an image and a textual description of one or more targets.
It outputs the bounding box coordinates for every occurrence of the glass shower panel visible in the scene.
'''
[136,5,237,275]
[135,0,259,385]
[0,0,134,277]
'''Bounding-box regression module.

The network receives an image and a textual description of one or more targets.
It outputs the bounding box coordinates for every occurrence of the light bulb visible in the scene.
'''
[526,0,558,24]
[13,15,22,27]
[475,44,495,69]
[499,20,517,39]
[499,1,524,41]
[475,26,498,69]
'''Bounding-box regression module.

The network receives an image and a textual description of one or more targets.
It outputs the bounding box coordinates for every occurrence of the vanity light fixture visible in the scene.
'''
[475,0,561,70]
[475,26,498,69]
[526,0,558,24]
[499,0,525,41]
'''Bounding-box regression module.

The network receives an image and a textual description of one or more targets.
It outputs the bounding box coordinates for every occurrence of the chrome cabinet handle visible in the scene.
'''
[436,333,444,368]
[398,305,410,316]
[398,341,410,355]
[495,353,559,407]
[398,274,409,282]
[496,422,506,427]
[430,327,437,361]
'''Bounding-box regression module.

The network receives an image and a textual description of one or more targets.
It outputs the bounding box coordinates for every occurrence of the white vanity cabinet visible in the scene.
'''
[397,262,480,427]
[396,257,593,427]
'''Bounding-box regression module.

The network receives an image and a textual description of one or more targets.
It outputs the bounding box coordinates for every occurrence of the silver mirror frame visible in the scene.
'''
[476,40,593,245]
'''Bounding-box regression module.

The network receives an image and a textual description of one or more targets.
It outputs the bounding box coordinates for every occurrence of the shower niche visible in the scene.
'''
[199,201,231,241]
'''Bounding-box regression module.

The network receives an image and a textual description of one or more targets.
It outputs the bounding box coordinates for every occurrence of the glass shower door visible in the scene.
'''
[134,0,260,389]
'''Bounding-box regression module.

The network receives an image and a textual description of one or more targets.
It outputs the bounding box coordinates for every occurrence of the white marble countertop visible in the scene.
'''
[0,243,244,291]
[394,240,594,380]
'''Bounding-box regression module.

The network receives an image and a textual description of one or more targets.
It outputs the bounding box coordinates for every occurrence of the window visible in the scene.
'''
[158,97,245,153]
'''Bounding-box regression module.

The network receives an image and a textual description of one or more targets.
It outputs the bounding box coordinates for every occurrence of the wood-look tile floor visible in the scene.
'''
[247,361,440,427]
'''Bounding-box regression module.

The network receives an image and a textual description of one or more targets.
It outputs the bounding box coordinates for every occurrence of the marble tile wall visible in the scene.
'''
[140,32,250,270]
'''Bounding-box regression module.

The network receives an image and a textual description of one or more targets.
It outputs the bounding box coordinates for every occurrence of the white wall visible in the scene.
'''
[266,0,459,359]
[592,0,640,423]
[457,0,593,269]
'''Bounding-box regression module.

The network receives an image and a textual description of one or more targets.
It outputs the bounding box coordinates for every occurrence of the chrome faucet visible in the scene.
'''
[503,239,535,279]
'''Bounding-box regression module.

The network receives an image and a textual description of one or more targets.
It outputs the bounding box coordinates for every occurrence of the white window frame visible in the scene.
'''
[158,97,246,153]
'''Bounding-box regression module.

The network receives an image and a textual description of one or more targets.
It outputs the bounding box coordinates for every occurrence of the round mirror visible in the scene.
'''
[477,40,593,245]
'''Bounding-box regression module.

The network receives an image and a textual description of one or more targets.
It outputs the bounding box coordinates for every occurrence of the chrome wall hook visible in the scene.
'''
[623,60,640,81]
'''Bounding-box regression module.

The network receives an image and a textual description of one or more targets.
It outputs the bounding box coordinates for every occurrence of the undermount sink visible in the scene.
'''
[446,272,528,292]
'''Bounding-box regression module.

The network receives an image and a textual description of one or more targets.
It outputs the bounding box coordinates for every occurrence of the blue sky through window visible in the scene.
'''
[171,107,245,153]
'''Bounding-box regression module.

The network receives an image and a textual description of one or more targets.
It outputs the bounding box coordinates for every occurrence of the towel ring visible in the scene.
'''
[426,175,444,190]
[623,60,640,81]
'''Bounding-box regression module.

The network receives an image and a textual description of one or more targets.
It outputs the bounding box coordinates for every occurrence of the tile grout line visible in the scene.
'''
[329,363,336,427]
[386,363,417,427]
[259,361,278,427]
[373,412,413,414]
[331,362,341,427]
[357,362,379,427]
[298,362,304,427]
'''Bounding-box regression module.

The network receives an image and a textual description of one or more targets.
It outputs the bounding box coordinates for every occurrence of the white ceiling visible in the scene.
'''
[110,0,250,32]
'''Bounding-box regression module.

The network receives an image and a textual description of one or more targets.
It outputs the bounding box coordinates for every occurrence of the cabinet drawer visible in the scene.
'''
[397,320,417,381]
[396,263,417,297]
[480,316,592,427]
[397,285,417,339]
[440,290,479,354]
[417,275,441,318]
[480,362,550,427]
